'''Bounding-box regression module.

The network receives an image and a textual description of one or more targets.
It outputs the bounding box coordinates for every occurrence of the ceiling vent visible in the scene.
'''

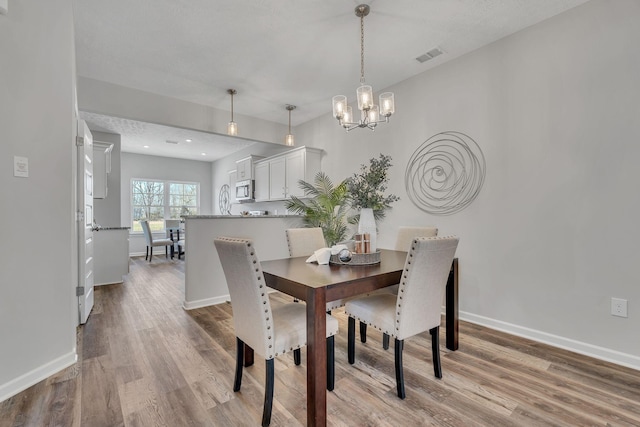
[165,140,179,145]
[416,47,443,63]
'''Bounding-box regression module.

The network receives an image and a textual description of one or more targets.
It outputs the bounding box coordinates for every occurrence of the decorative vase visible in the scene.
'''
[357,208,377,253]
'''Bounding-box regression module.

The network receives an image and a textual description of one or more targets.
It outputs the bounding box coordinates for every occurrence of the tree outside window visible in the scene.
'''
[132,179,199,232]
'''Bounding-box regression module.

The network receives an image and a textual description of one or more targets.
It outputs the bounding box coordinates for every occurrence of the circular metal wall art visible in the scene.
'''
[219,184,231,215]
[405,131,486,216]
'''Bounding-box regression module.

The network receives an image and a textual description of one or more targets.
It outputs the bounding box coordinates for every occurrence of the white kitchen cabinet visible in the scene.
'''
[93,228,129,286]
[93,142,113,199]
[235,155,263,181]
[254,146,322,201]
[228,169,237,204]
[269,156,287,199]
[254,162,270,201]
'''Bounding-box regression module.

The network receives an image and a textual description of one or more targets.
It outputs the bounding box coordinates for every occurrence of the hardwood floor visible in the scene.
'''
[2,257,639,426]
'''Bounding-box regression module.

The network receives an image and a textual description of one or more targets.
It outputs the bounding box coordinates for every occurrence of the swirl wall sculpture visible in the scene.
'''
[405,131,486,216]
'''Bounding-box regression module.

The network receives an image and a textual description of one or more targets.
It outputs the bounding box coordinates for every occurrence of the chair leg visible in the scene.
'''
[395,338,405,399]
[359,321,367,343]
[348,317,356,365]
[165,245,168,258]
[145,246,149,261]
[430,326,442,379]
[327,335,335,391]
[293,348,301,366]
[383,333,390,350]
[149,247,153,261]
[262,359,275,427]
[234,337,244,392]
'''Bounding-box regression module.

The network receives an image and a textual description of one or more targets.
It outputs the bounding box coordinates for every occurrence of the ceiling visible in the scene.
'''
[73,0,589,161]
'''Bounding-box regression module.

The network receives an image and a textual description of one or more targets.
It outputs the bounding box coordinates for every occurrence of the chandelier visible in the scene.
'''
[332,4,395,131]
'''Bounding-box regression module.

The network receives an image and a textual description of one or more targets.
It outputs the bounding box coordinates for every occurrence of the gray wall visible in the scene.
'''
[92,131,122,227]
[121,152,214,254]
[295,0,640,366]
[0,0,78,400]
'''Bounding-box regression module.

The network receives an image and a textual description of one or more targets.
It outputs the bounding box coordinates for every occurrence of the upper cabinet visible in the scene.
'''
[235,155,263,181]
[93,141,113,199]
[254,146,323,201]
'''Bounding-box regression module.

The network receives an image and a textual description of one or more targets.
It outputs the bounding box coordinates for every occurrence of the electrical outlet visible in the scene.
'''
[611,298,628,318]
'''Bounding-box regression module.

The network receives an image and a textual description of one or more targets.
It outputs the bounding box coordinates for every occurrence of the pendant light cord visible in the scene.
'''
[360,11,365,84]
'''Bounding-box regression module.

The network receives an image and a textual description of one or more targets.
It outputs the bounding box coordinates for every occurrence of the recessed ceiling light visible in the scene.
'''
[201,152,206,156]
[186,139,192,142]
[143,145,150,148]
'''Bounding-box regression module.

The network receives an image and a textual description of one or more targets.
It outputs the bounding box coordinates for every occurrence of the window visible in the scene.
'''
[131,179,199,232]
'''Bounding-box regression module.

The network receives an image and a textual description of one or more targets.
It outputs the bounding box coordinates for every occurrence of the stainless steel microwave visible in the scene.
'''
[235,179,254,201]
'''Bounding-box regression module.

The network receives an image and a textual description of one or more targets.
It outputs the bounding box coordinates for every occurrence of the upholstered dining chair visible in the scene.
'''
[214,237,339,427]
[361,226,439,348]
[345,236,459,399]
[285,227,349,313]
[140,220,173,262]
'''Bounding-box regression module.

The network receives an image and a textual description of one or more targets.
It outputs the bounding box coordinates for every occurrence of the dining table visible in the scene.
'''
[243,249,459,427]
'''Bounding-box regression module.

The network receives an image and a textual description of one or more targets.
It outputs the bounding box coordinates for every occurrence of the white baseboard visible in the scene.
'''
[183,295,229,310]
[461,311,640,371]
[0,350,77,403]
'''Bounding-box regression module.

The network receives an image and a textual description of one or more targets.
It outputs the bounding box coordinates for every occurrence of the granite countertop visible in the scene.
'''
[97,226,131,230]
[183,215,302,219]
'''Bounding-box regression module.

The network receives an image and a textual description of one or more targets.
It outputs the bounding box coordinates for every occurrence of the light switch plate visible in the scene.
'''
[14,156,28,177]
[0,0,8,15]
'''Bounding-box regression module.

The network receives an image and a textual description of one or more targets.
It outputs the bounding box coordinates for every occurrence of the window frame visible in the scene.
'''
[130,178,200,233]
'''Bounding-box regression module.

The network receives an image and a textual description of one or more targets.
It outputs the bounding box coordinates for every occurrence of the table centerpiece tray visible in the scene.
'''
[329,250,381,266]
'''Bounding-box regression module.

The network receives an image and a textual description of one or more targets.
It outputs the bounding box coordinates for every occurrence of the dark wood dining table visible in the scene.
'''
[244,249,459,427]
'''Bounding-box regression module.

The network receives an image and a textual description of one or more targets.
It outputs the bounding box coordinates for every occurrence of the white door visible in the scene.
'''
[77,120,94,324]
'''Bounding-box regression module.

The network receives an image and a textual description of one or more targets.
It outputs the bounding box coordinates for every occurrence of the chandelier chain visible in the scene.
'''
[360,11,365,84]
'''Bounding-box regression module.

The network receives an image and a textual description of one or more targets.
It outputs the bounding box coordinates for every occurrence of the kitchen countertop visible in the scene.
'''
[183,215,302,219]
[96,226,131,230]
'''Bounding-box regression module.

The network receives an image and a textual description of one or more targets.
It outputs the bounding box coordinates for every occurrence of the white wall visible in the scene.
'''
[121,152,214,254]
[0,0,78,400]
[92,130,122,226]
[296,0,640,368]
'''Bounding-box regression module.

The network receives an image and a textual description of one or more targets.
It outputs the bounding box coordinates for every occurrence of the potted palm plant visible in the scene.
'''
[285,172,351,247]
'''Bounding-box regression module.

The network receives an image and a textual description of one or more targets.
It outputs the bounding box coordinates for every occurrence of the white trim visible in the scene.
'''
[460,311,640,371]
[183,295,229,310]
[0,350,77,402]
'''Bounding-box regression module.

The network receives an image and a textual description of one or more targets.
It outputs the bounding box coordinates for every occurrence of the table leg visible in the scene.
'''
[446,258,459,351]
[306,287,327,427]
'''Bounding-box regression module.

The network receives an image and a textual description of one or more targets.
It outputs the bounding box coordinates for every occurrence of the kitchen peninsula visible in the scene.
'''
[182,215,304,310]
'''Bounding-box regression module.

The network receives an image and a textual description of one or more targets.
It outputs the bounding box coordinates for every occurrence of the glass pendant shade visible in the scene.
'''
[342,105,353,128]
[379,92,395,117]
[332,95,347,119]
[227,121,238,136]
[357,85,373,111]
[285,134,294,146]
[368,105,379,123]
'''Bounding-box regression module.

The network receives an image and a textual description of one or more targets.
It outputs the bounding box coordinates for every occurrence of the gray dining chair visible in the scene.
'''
[345,236,459,399]
[361,226,439,348]
[140,219,173,262]
[214,236,338,427]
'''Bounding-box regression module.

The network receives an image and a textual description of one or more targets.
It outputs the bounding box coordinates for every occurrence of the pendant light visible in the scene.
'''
[332,4,394,131]
[227,89,238,136]
[285,105,296,146]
